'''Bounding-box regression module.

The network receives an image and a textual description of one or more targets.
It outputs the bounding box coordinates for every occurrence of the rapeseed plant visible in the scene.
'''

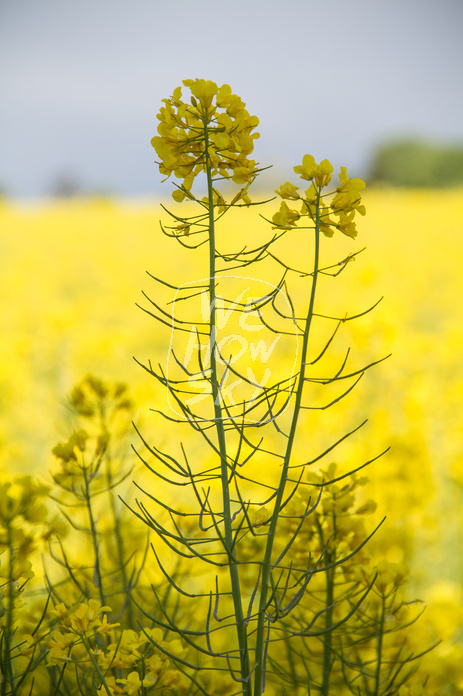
[123,78,431,695]
[0,377,187,695]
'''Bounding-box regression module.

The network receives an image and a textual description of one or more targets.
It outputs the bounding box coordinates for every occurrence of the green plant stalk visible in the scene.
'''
[253,191,322,695]
[82,462,106,609]
[2,522,17,696]
[81,633,113,696]
[50,661,68,696]
[104,440,135,629]
[97,400,134,627]
[203,114,251,694]
[321,560,335,696]
[374,594,386,694]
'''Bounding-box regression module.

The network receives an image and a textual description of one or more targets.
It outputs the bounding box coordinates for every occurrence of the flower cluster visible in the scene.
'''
[0,476,64,606]
[0,476,49,529]
[331,166,367,237]
[48,599,116,666]
[98,628,184,694]
[51,375,133,495]
[49,605,185,694]
[272,154,366,238]
[51,428,97,490]
[51,599,113,635]
[0,553,34,631]
[151,78,260,201]
[372,558,410,594]
[292,462,377,566]
[70,374,132,418]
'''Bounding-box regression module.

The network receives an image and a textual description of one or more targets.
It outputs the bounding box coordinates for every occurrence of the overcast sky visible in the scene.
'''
[1,0,462,198]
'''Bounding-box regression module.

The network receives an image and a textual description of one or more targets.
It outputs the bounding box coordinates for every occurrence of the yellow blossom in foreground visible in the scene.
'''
[330,166,366,238]
[183,78,218,109]
[151,78,260,201]
[294,154,334,188]
[274,181,301,200]
[271,200,301,229]
[273,155,366,238]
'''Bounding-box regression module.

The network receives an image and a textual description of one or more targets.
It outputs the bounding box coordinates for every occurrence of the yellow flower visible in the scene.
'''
[183,78,218,109]
[97,677,125,695]
[322,167,366,237]
[152,79,259,198]
[53,599,115,636]
[0,477,50,528]
[47,626,86,665]
[118,671,150,696]
[335,210,358,239]
[96,613,113,635]
[294,154,334,188]
[71,600,111,633]
[52,429,89,463]
[375,560,409,593]
[274,181,300,200]
[232,163,256,185]
[12,558,34,582]
[331,167,366,216]
[356,499,377,515]
[159,669,182,688]
[271,201,301,229]
[272,155,367,238]
[172,189,187,203]
[252,506,270,526]
[230,182,252,207]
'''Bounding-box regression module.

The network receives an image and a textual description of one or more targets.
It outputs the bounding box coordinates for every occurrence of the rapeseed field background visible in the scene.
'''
[1,187,463,692]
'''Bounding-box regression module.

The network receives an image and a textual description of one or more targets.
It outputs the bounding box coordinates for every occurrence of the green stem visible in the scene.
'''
[374,594,386,695]
[81,633,113,696]
[82,463,106,609]
[104,437,135,629]
[253,189,322,695]
[2,522,17,696]
[321,560,335,696]
[203,115,251,695]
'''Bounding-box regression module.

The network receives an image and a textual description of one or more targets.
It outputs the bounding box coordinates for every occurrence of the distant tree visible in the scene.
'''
[368,138,463,187]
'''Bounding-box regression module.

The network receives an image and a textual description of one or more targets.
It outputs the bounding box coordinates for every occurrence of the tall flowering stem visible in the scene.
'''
[253,186,322,695]
[203,107,252,691]
[148,78,261,693]
[134,78,386,695]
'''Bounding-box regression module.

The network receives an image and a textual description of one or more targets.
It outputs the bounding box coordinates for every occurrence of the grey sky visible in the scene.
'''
[1,0,462,197]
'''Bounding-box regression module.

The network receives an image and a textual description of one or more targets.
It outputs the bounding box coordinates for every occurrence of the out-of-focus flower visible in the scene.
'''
[374,560,410,593]
[51,599,115,636]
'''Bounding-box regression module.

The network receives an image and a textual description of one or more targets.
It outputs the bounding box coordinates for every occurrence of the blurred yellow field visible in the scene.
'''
[1,187,463,691]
